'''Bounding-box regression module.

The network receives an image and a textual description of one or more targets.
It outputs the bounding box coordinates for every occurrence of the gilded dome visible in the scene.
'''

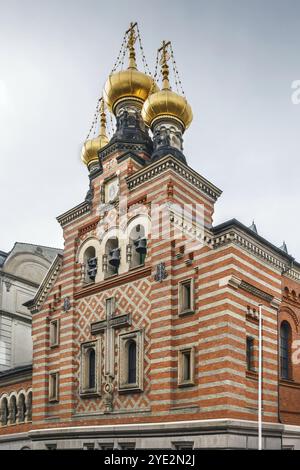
[81,99,109,169]
[142,88,193,130]
[81,134,109,168]
[141,40,193,130]
[103,25,158,114]
[103,69,158,114]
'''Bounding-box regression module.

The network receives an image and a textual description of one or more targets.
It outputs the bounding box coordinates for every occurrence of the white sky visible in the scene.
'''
[0,0,299,260]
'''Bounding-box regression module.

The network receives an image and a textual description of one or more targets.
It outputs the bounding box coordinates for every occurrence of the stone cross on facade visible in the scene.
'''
[90,297,131,412]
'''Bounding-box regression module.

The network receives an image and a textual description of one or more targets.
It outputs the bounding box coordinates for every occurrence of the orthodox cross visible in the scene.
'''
[158,40,171,90]
[126,22,137,69]
[90,298,131,378]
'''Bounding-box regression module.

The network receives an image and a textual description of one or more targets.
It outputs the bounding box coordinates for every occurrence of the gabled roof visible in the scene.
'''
[23,254,63,313]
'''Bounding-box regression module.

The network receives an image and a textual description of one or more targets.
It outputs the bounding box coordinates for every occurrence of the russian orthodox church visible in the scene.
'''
[1,23,300,450]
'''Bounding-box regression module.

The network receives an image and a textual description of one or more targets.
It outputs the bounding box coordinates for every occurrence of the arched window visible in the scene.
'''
[105,238,120,277]
[9,396,17,424]
[26,391,32,422]
[280,321,292,380]
[0,398,8,426]
[84,246,97,283]
[129,225,147,269]
[17,393,26,423]
[88,348,96,389]
[127,340,137,384]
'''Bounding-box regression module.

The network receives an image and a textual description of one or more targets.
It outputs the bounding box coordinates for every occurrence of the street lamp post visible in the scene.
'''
[258,304,263,450]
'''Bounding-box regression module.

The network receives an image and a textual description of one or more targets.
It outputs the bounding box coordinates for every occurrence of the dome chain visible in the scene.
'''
[85,97,102,141]
[170,43,185,96]
[108,111,116,138]
[111,32,128,73]
[136,23,151,76]
[152,50,160,90]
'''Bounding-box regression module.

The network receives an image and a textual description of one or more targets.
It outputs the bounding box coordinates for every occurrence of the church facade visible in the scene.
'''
[1,24,300,450]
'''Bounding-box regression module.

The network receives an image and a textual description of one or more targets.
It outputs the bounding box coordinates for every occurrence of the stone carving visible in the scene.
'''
[63,297,71,312]
[154,262,168,283]
[103,378,114,413]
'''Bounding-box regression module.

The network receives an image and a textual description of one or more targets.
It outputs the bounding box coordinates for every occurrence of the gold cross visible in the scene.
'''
[158,40,171,66]
[126,22,137,48]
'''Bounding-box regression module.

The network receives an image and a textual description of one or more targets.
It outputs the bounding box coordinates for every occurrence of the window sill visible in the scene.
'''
[118,385,143,394]
[48,398,59,403]
[50,343,59,349]
[104,273,118,280]
[129,263,145,271]
[82,280,95,287]
[246,370,258,380]
[80,390,101,398]
[280,378,295,385]
[178,309,195,317]
[178,381,195,388]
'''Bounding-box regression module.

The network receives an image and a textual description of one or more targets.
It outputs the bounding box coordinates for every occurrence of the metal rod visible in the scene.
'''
[258,303,263,450]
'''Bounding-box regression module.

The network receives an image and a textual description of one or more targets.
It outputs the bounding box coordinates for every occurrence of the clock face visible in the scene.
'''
[107,179,119,202]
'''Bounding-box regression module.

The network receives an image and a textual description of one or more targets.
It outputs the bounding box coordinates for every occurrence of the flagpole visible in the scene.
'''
[258,303,263,450]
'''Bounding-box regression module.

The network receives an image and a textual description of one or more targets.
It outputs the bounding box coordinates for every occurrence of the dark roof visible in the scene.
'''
[0,363,32,379]
[213,218,300,268]
[0,250,8,267]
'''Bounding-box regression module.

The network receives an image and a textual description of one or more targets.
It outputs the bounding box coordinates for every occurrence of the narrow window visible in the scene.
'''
[280,321,291,380]
[178,348,194,386]
[50,319,59,347]
[182,282,191,311]
[128,340,137,384]
[83,246,97,283]
[246,336,255,371]
[49,372,59,402]
[183,350,191,381]
[88,348,96,389]
[179,279,194,315]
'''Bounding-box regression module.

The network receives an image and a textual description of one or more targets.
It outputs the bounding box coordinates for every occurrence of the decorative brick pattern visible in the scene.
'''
[74,277,151,414]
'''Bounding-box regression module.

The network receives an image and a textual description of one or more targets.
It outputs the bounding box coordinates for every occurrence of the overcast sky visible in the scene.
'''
[0,0,299,261]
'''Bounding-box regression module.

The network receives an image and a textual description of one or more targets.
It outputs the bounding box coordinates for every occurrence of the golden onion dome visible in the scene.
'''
[81,100,109,169]
[103,25,158,114]
[142,88,193,130]
[81,134,109,167]
[103,69,158,114]
[142,40,193,130]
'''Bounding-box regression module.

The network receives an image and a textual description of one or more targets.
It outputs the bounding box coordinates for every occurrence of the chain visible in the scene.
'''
[108,110,116,137]
[170,43,185,96]
[152,49,160,89]
[136,23,151,75]
[111,32,128,73]
[86,96,102,141]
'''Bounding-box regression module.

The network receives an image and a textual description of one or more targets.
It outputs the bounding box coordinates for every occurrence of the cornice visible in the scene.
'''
[219,274,281,309]
[0,271,40,289]
[100,141,151,162]
[213,222,300,278]
[24,255,63,313]
[57,201,91,228]
[213,219,300,278]
[0,309,32,324]
[116,151,147,166]
[0,364,32,387]
[126,155,222,202]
